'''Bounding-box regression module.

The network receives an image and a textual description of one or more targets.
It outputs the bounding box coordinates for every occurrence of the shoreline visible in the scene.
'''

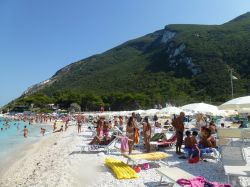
[0,129,59,185]
[0,125,99,187]
[0,121,54,176]
[0,136,42,176]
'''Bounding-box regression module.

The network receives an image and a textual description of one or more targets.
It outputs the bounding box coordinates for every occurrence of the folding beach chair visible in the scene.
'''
[86,123,97,137]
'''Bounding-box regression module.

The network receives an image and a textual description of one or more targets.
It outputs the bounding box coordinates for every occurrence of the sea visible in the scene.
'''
[0,117,52,168]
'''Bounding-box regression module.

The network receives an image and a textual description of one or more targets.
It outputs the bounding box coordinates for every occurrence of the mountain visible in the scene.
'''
[6,12,250,111]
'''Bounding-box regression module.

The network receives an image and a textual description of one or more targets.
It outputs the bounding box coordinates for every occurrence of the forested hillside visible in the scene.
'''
[6,12,250,111]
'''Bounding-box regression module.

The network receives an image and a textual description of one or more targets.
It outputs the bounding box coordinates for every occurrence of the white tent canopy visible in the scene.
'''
[218,96,250,111]
[181,103,219,115]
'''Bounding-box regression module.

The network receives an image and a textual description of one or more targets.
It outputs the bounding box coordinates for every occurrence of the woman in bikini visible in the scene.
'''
[143,117,151,153]
[126,117,136,154]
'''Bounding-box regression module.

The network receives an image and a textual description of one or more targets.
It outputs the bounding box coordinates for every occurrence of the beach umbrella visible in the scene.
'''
[133,110,144,114]
[158,107,183,115]
[218,96,250,111]
[237,108,250,113]
[181,103,219,115]
[143,109,159,115]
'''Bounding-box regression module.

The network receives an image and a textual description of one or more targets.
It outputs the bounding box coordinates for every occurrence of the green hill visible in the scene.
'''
[6,12,250,111]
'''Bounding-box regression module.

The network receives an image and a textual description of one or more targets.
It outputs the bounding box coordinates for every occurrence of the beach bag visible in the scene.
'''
[143,163,150,170]
[188,156,199,164]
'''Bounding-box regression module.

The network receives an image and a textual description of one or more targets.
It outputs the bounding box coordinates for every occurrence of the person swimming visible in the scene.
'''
[53,125,63,133]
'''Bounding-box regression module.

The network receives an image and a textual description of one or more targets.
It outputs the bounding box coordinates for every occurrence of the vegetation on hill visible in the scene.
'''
[5,12,250,112]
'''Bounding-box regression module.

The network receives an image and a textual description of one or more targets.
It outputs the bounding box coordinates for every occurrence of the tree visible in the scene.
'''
[68,103,81,113]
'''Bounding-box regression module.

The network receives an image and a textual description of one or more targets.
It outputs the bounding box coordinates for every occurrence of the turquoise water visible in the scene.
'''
[0,118,52,161]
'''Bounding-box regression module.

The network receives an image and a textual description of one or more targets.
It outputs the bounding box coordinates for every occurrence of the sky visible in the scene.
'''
[0,0,250,107]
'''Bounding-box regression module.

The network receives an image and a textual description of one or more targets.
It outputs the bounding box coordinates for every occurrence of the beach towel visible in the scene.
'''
[120,136,129,152]
[134,128,140,144]
[150,133,166,141]
[177,176,232,187]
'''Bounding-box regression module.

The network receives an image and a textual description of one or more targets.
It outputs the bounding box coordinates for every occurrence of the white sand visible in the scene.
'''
[1,125,250,187]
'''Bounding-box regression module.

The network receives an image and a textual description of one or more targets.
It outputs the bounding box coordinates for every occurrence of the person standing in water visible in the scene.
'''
[23,126,28,138]
[40,128,46,136]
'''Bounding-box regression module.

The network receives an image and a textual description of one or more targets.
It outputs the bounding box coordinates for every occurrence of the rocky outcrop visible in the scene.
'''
[161,30,176,43]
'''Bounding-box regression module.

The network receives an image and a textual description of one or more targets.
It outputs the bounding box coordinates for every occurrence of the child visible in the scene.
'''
[191,130,198,143]
[184,131,192,148]
[188,144,200,164]
[184,131,195,156]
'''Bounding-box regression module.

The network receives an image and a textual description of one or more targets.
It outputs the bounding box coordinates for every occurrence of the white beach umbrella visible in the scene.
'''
[237,108,250,113]
[158,107,183,115]
[143,109,159,115]
[133,110,144,114]
[181,103,219,115]
[218,96,250,111]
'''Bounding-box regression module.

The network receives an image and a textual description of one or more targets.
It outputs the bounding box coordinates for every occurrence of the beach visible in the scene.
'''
[0,123,249,187]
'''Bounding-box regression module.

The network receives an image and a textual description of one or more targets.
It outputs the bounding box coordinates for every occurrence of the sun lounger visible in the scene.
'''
[217,128,242,139]
[241,129,250,144]
[122,152,169,167]
[217,128,242,146]
[156,165,194,186]
[78,137,119,154]
[86,123,97,137]
[221,146,249,184]
[150,135,177,150]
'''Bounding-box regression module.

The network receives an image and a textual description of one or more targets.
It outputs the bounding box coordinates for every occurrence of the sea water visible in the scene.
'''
[0,117,52,164]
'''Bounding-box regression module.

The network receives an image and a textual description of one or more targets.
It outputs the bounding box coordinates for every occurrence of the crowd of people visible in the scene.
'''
[1,111,249,160]
[87,112,155,153]
[86,111,224,164]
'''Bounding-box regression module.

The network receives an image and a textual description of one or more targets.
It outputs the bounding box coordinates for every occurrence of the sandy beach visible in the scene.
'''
[0,124,250,187]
